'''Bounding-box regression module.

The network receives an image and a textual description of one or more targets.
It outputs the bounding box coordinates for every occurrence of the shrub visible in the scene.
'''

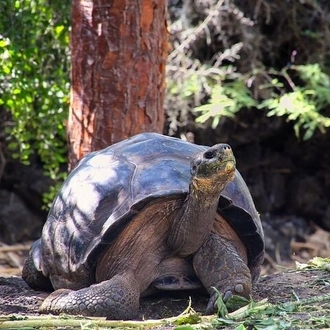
[0,0,70,205]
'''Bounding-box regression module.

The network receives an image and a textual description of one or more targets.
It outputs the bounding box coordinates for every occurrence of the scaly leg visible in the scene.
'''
[40,273,139,320]
[193,232,252,314]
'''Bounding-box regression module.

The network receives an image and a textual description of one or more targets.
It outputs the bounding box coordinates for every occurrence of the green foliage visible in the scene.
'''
[296,257,330,271]
[213,293,330,330]
[190,63,330,139]
[0,0,70,185]
[212,287,228,317]
[195,80,257,128]
[258,64,330,140]
[170,73,203,99]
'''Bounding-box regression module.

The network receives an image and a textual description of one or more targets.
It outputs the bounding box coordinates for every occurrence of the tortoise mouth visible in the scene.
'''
[223,158,236,174]
[191,159,236,194]
[209,158,236,181]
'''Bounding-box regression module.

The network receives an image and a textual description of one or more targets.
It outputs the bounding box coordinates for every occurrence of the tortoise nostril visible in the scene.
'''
[223,145,232,154]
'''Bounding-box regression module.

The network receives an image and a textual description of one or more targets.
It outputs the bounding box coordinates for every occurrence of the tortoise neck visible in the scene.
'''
[167,177,226,256]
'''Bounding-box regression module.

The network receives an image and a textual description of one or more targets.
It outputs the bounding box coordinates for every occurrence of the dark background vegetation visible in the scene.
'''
[1,0,330,270]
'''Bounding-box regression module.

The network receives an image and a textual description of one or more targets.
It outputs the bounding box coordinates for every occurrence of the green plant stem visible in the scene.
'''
[279,293,330,310]
[226,298,270,320]
[0,305,201,329]
[0,315,171,329]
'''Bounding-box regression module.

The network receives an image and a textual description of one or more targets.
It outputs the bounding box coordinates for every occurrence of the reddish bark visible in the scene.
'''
[67,0,167,169]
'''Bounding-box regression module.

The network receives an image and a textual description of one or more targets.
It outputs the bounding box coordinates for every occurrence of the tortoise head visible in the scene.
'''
[190,144,236,192]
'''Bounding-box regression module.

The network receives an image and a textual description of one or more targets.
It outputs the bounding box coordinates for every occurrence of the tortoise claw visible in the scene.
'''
[205,286,246,315]
[205,289,232,315]
[223,290,233,302]
[205,295,217,315]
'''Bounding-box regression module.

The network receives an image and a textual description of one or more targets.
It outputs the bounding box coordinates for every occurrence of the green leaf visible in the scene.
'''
[0,40,8,47]
[55,25,65,36]
[296,257,330,271]
[226,295,250,311]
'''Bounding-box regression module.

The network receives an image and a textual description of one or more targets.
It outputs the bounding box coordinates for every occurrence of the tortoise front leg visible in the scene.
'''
[40,273,139,320]
[193,232,252,314]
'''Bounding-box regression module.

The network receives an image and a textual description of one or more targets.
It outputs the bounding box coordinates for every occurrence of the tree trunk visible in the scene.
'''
[67,0,167,170]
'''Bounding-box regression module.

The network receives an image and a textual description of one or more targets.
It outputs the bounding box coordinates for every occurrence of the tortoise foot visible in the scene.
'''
[193,232,252,315]
[40,274,139,320]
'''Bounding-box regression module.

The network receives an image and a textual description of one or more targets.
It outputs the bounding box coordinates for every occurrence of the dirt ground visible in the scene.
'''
[0,237,330,320]
[0,268,329,319]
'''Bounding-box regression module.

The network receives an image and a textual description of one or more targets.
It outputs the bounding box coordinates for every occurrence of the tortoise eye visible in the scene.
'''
[204,151,216,159]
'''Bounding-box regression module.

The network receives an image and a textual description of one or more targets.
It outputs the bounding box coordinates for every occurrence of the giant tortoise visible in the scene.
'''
[23,132,264,319]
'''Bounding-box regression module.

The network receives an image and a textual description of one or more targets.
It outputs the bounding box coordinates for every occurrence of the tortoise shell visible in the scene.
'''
[35,133,264,285]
